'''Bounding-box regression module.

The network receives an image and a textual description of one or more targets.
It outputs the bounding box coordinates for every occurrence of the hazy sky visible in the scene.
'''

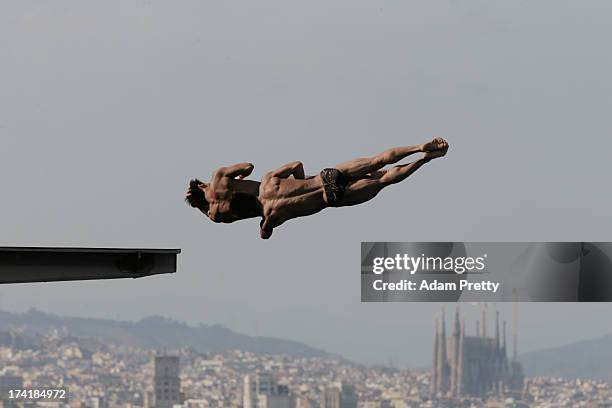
[1,1,612,367]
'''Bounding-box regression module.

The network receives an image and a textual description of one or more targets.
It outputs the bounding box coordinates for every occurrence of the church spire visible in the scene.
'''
[513,300,519,361]
[503,320,507,353]
[431,318,439,397]
[451,306,461,396]
[495,310,500,349]
[439,308,447,363]
[482,305,487,337]
[437,308,449,395]
[457,319,465,397]
[453,305,461,337]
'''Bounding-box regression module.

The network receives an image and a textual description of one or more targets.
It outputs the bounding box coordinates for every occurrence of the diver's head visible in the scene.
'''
[185,179,210,215]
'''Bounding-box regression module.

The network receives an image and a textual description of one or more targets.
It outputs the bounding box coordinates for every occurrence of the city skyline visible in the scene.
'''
[2,0,612,367]
[0,305,610,379]
[1,329,611,407]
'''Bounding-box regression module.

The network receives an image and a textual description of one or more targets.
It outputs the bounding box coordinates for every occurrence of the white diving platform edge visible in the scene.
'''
[0,247,181,284]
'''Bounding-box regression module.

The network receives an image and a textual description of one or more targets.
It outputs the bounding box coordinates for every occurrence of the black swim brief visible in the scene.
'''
[320,168,349,207]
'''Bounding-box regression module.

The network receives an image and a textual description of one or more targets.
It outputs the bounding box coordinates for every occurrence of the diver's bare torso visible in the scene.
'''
[258,173,327,231]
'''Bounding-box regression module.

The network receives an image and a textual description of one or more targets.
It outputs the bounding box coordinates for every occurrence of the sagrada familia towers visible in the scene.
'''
[430,307,524,400]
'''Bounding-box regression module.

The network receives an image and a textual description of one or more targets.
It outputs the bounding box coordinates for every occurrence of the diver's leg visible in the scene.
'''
[334,146,421,179]
[379,157,431,185]
[334,138,447,179]
[337,154,441,207]
[335,173,387,207]
[377,140,448,185]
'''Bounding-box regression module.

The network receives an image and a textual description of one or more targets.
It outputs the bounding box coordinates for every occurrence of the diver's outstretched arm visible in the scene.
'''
[269,161,305,179]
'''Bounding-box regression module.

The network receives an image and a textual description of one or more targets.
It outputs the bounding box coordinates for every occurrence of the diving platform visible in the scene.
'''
[0,247,180,284]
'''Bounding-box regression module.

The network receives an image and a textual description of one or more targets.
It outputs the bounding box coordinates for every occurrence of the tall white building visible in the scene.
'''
[153,356,183,408]
[243,373,293,408]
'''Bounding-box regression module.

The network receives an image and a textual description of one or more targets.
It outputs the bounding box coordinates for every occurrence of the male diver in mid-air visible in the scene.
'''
[185,138,448,239]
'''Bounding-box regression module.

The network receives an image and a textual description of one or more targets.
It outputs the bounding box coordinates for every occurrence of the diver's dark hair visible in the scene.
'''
[185,179,209,210]
[229,193,261,219]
